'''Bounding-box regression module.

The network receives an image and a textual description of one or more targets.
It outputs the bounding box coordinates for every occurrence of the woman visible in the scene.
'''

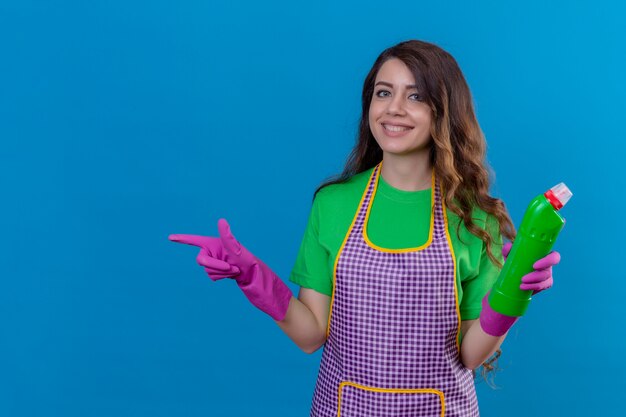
[169,40,560,416]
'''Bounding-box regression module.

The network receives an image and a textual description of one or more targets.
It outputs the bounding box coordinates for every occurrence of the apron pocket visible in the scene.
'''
[338,381,444,417]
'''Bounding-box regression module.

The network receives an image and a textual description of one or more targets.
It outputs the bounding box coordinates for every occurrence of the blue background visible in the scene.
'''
[1,1,624,416]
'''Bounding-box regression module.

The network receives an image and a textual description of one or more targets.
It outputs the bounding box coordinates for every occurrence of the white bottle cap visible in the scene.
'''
[549,183,573,209]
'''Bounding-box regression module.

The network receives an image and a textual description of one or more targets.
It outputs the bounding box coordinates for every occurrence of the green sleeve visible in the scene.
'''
[459,213,505,320]
[288,191,333,296]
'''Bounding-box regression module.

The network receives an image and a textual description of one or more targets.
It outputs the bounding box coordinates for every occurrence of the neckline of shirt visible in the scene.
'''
[376,171,431,203]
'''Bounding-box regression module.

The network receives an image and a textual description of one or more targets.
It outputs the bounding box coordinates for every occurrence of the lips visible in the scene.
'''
[382,123,413,132]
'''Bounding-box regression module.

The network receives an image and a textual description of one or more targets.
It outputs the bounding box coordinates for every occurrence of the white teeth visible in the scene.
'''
[383,124,411,132]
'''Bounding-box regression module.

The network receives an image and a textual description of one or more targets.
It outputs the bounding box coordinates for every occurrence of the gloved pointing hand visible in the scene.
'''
[169,218,293,321]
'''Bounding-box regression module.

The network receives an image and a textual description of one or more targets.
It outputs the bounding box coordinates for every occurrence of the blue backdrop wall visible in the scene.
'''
[1,1,624,416]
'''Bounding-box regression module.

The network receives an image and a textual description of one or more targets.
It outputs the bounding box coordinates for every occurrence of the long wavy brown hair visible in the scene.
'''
[313,39,517,379]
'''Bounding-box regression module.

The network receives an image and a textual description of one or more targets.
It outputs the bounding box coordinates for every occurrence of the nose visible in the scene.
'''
[386,93,406,116]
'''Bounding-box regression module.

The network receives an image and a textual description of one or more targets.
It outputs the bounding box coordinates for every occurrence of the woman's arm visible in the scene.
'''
[459,319,507,370]
[276,288,330,354]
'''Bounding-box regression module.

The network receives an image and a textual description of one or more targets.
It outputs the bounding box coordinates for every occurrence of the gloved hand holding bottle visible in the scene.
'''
[478,182,570,337]
[502,241,560,295]
[479,243,561,337]
[169,218,293,322]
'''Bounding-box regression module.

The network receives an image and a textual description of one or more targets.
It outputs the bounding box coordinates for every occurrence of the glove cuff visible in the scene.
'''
[479,292,519,337]
[269,277,293,322]
[237,261,293,322]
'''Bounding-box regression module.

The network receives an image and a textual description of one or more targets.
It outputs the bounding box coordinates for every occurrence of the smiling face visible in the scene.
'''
[368,58,433,158]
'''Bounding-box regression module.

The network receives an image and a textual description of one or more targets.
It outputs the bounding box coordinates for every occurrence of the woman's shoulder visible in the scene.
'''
[446,198,493,226]
[445,199,501,244]
[314,167,374,208]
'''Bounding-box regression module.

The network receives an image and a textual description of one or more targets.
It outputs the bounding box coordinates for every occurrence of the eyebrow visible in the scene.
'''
[375,81,418,89]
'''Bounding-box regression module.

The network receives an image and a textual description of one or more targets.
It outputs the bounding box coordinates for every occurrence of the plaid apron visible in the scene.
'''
[310,162,479,417]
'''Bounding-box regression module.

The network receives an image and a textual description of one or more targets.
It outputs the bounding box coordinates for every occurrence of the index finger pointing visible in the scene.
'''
[168,234,213,248]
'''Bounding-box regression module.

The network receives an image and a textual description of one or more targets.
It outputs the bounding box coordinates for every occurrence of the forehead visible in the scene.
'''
[375,58,416,85]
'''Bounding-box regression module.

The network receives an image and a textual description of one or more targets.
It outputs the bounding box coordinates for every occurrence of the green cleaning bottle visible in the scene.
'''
[488,183,572,317]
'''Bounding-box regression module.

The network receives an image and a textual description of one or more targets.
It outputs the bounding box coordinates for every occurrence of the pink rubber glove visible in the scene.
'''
[479,242,561,336]
[169,218,293,321]
[501,242,561,295]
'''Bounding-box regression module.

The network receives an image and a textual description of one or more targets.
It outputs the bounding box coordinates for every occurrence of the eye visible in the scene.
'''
[375,89,390,98]
[409,93,423,101]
